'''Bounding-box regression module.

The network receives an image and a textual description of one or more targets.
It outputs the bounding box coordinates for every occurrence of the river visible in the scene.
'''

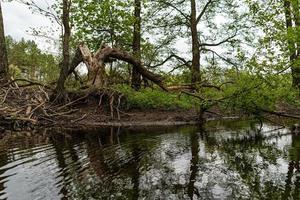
[0,120,299,199]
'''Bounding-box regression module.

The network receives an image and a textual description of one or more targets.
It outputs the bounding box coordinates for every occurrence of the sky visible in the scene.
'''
[2,0,59,53]
[1,0,252,73]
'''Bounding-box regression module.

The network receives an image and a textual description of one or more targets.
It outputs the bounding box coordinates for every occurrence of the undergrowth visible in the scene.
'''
[115,85,199,110]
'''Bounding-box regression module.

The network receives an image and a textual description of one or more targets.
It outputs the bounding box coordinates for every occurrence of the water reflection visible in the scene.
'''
[0,121,298,199]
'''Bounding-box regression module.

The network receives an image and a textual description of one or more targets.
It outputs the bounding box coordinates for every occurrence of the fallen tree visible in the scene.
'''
[53,43,168,101]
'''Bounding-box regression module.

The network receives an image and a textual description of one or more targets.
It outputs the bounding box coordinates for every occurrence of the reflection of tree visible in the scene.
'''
[187,128,200,199]
[0,123,298,199]
[85,128,111,177]
[129,142,142,200]
[282,134,300,200]
[202,123,299,199]
[74,127,158,199]
[49,133,70,197]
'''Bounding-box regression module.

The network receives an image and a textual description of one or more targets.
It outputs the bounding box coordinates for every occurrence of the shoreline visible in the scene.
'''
[1,107,242,130]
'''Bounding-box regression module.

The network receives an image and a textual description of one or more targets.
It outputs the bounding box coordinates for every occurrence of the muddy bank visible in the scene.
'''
[39,109,212,129]
[1,103,238,130]
[0,84,235,130]
[0,84,298,131]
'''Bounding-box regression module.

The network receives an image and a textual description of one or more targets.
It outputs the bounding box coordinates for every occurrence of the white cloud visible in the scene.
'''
[2,0,60,53]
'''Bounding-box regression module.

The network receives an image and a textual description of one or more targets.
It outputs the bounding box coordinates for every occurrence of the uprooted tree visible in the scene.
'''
[53,43,168,101]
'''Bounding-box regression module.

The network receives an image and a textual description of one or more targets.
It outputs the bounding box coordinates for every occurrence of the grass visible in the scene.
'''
[115,85,199,111]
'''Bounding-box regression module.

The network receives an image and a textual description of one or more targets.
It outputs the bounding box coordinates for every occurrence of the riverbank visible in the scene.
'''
[0,84,229,130]
[0,84,299,131]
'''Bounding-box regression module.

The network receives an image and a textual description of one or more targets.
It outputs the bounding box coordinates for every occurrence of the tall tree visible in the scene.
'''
[71,0,134,51]
[0,1,8,81]
[62,0,71,72]
[287,0,300,88]
[190,0,201,85]
[54,0,72,97]
[247,0,300,89]
[6,36,59,82]
[150,0,241,88]
[131,0,142,90]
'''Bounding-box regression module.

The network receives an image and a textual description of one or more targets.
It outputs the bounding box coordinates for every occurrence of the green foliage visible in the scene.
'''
[4,0,300,116]
[71,0,134,51]
[116,85,199,110]
[221,71,300,115]
[6,36,59,83]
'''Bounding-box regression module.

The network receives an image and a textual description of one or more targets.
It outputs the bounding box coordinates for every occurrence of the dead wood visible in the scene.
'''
[0,82,130,130]
[54,43,168,98]
[260,108,300,119]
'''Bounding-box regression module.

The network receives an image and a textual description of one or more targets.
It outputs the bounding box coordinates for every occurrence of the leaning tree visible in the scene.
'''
[53,43,168,101]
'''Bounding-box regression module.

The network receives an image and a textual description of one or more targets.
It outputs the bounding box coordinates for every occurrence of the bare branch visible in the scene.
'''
[148,54,191,69]
[17,0,62,27]
[200,30,237,47]
[201,48,240,70]
[196,0,214,24]
[159,0,190,22]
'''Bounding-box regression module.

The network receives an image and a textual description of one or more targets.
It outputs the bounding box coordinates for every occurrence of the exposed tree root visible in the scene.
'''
[0,81,127,130]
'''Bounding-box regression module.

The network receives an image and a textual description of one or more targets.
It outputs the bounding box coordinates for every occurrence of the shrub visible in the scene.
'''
[115,85,199,110]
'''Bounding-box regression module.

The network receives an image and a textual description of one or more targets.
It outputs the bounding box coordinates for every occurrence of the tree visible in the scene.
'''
[71,0,134,51]
[131,0,142,90]
[54,0,73,98]
[62,0,71,74]
[6,36,59,82]
[149,0,242,87]
[246,0,300,90]
[53,43,167,100]
[0,1,8,81]
[284,0,300,88]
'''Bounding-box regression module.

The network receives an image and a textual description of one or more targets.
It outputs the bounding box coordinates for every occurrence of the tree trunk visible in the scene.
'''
[0,2,8,82]
[53,0,71,99]
[83,45,107,87]
[53,43,167,98]
[62,0,71,72]
[284,0,300,88]
[190,0,201,87]
[291,0,300,88]
[131,0,142,90]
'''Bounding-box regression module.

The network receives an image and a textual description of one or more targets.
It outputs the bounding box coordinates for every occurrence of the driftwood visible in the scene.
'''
[0,83,127,129]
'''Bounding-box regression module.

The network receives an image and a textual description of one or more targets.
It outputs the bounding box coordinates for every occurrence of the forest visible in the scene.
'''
[1,0,300,128]
[1,1,300,200]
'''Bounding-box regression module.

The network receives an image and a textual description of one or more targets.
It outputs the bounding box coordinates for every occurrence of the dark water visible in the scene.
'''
[0,120,299,200]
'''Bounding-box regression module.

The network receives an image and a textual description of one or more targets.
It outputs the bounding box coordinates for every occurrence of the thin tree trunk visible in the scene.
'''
[284,0,300,88]
[292,0,300,88]
[62,0,71,71]
[0,2,8,82]
[190,0,201,87]
[53,0,71,99]
[131,0,142,90]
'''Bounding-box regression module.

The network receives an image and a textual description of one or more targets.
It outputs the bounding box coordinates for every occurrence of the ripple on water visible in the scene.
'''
[0,122,298,200]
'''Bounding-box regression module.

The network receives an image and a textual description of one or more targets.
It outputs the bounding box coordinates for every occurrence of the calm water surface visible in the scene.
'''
[0,120,299,200]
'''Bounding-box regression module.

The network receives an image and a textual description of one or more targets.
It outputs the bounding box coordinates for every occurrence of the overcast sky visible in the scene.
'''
[2,0,59,53]
[1,0,248,73]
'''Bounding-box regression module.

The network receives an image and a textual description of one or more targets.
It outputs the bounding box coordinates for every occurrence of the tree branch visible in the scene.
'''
[196,0,214,24]
[200,30,237,47]
[148,54,191,69]
[160,0,190,22]
[201,48,240,70]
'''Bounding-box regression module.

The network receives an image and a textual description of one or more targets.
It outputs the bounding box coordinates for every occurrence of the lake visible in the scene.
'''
[0,120,299,200]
